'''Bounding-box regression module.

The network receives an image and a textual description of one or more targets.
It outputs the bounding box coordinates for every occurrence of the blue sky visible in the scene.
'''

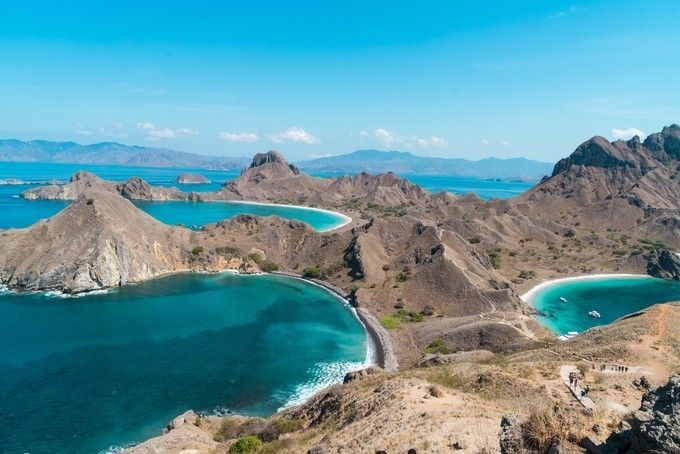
[1,0,679,162]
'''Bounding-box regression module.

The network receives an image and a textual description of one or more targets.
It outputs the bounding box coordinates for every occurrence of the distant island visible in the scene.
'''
[296,149,554,180]
[0,139,251,170]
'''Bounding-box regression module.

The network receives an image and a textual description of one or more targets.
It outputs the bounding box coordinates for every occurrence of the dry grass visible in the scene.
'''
[521,404,590,451]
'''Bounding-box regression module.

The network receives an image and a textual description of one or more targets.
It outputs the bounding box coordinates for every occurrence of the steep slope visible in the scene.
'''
[0,191,191,292]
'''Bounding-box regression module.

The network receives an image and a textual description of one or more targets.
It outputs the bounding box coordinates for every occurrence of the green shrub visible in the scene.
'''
[229,435,262,454]
[86,198,95,205]
[425,339,452,354]
[395,273,409,282]
[468,236,481,244]
[487,251,502,269]
[191,246,204,256]
[215,245,240,256]
[518,270,537,280]
[379,314,401,330]
[272,417,303,434]
[302,266,324,279]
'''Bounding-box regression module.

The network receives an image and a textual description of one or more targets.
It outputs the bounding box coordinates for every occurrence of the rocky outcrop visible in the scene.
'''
[522,125,680,211]
[176,173,210,184]
[250,150,300,174]
[647,249,680,280]
[499,414,523,454]
[22,171,188,201]
[606,374,680,453]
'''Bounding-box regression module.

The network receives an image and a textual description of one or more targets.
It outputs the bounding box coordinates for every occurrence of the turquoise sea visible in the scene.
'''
[0,273,367,453]
[0,162,536,230]
[133,200,348,232]
[528,276,680,335]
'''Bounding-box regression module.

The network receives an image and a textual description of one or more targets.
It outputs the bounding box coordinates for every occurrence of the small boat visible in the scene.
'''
[559,296,568,303]
[588,310,601,318]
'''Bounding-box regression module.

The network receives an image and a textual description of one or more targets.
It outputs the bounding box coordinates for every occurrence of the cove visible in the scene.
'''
[133,200,351,232]
[0,273,368,453]
[524,275,680,336]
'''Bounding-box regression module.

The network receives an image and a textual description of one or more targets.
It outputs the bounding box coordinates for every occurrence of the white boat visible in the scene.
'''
[588,310,601,318]
[559,296,568,303]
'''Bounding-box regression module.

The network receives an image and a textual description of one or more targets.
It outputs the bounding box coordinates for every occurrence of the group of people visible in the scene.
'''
[595,363,629,372]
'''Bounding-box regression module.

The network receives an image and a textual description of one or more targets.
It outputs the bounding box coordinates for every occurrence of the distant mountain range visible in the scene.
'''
[0,139,251,170]
[0,140,553,179]
[296,149,553,180]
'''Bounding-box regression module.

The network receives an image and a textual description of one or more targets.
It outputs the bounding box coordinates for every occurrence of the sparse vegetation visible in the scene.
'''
[379,308,423,329]
[215,245,240,256]
[229,435,262,454]
[487,250,502,269]
[302,266,323,279]
[468,236,481,244]
[518,270,537,280]
[248,252,279,272]
[191,246,204,256]
[425,339,452,354]
[521,405,589,452]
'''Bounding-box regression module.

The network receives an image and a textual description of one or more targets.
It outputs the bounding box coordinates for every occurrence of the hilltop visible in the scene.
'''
[297,149,553,179]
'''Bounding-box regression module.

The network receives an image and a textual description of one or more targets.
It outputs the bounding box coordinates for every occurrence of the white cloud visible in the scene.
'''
[611,127,645,140]
[373,128,402,146]
[501,141,509,146]
[218,132,259,142]
[98,122,127,138]
[137,122,198,140]
[272,127,320,144]
[481,139,490,145]
[359,131,369,136]
[411,135,448,148]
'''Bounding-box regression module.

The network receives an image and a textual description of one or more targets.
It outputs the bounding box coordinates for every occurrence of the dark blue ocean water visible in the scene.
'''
[0,273,367,453]
[528,276,680,335]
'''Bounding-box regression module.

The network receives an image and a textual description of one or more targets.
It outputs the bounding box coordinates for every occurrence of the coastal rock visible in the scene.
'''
[176,173,210,184]
[343,367,383,383]
[647,249,680,280]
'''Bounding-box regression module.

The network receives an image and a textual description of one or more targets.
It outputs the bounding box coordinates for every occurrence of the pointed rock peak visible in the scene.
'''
[249,150,300,175]
[69,171,103,183]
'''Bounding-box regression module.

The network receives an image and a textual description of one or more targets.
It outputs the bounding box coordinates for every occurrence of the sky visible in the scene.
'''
[0,0,679,162]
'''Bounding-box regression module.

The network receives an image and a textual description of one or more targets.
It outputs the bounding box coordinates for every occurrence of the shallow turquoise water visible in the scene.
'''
[0,273,367,453]
[133,200,348,232]
[529,276,680,335]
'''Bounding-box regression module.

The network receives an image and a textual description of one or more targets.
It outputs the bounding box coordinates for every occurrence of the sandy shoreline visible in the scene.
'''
[203,199,353,232]
[520,273,652,304]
